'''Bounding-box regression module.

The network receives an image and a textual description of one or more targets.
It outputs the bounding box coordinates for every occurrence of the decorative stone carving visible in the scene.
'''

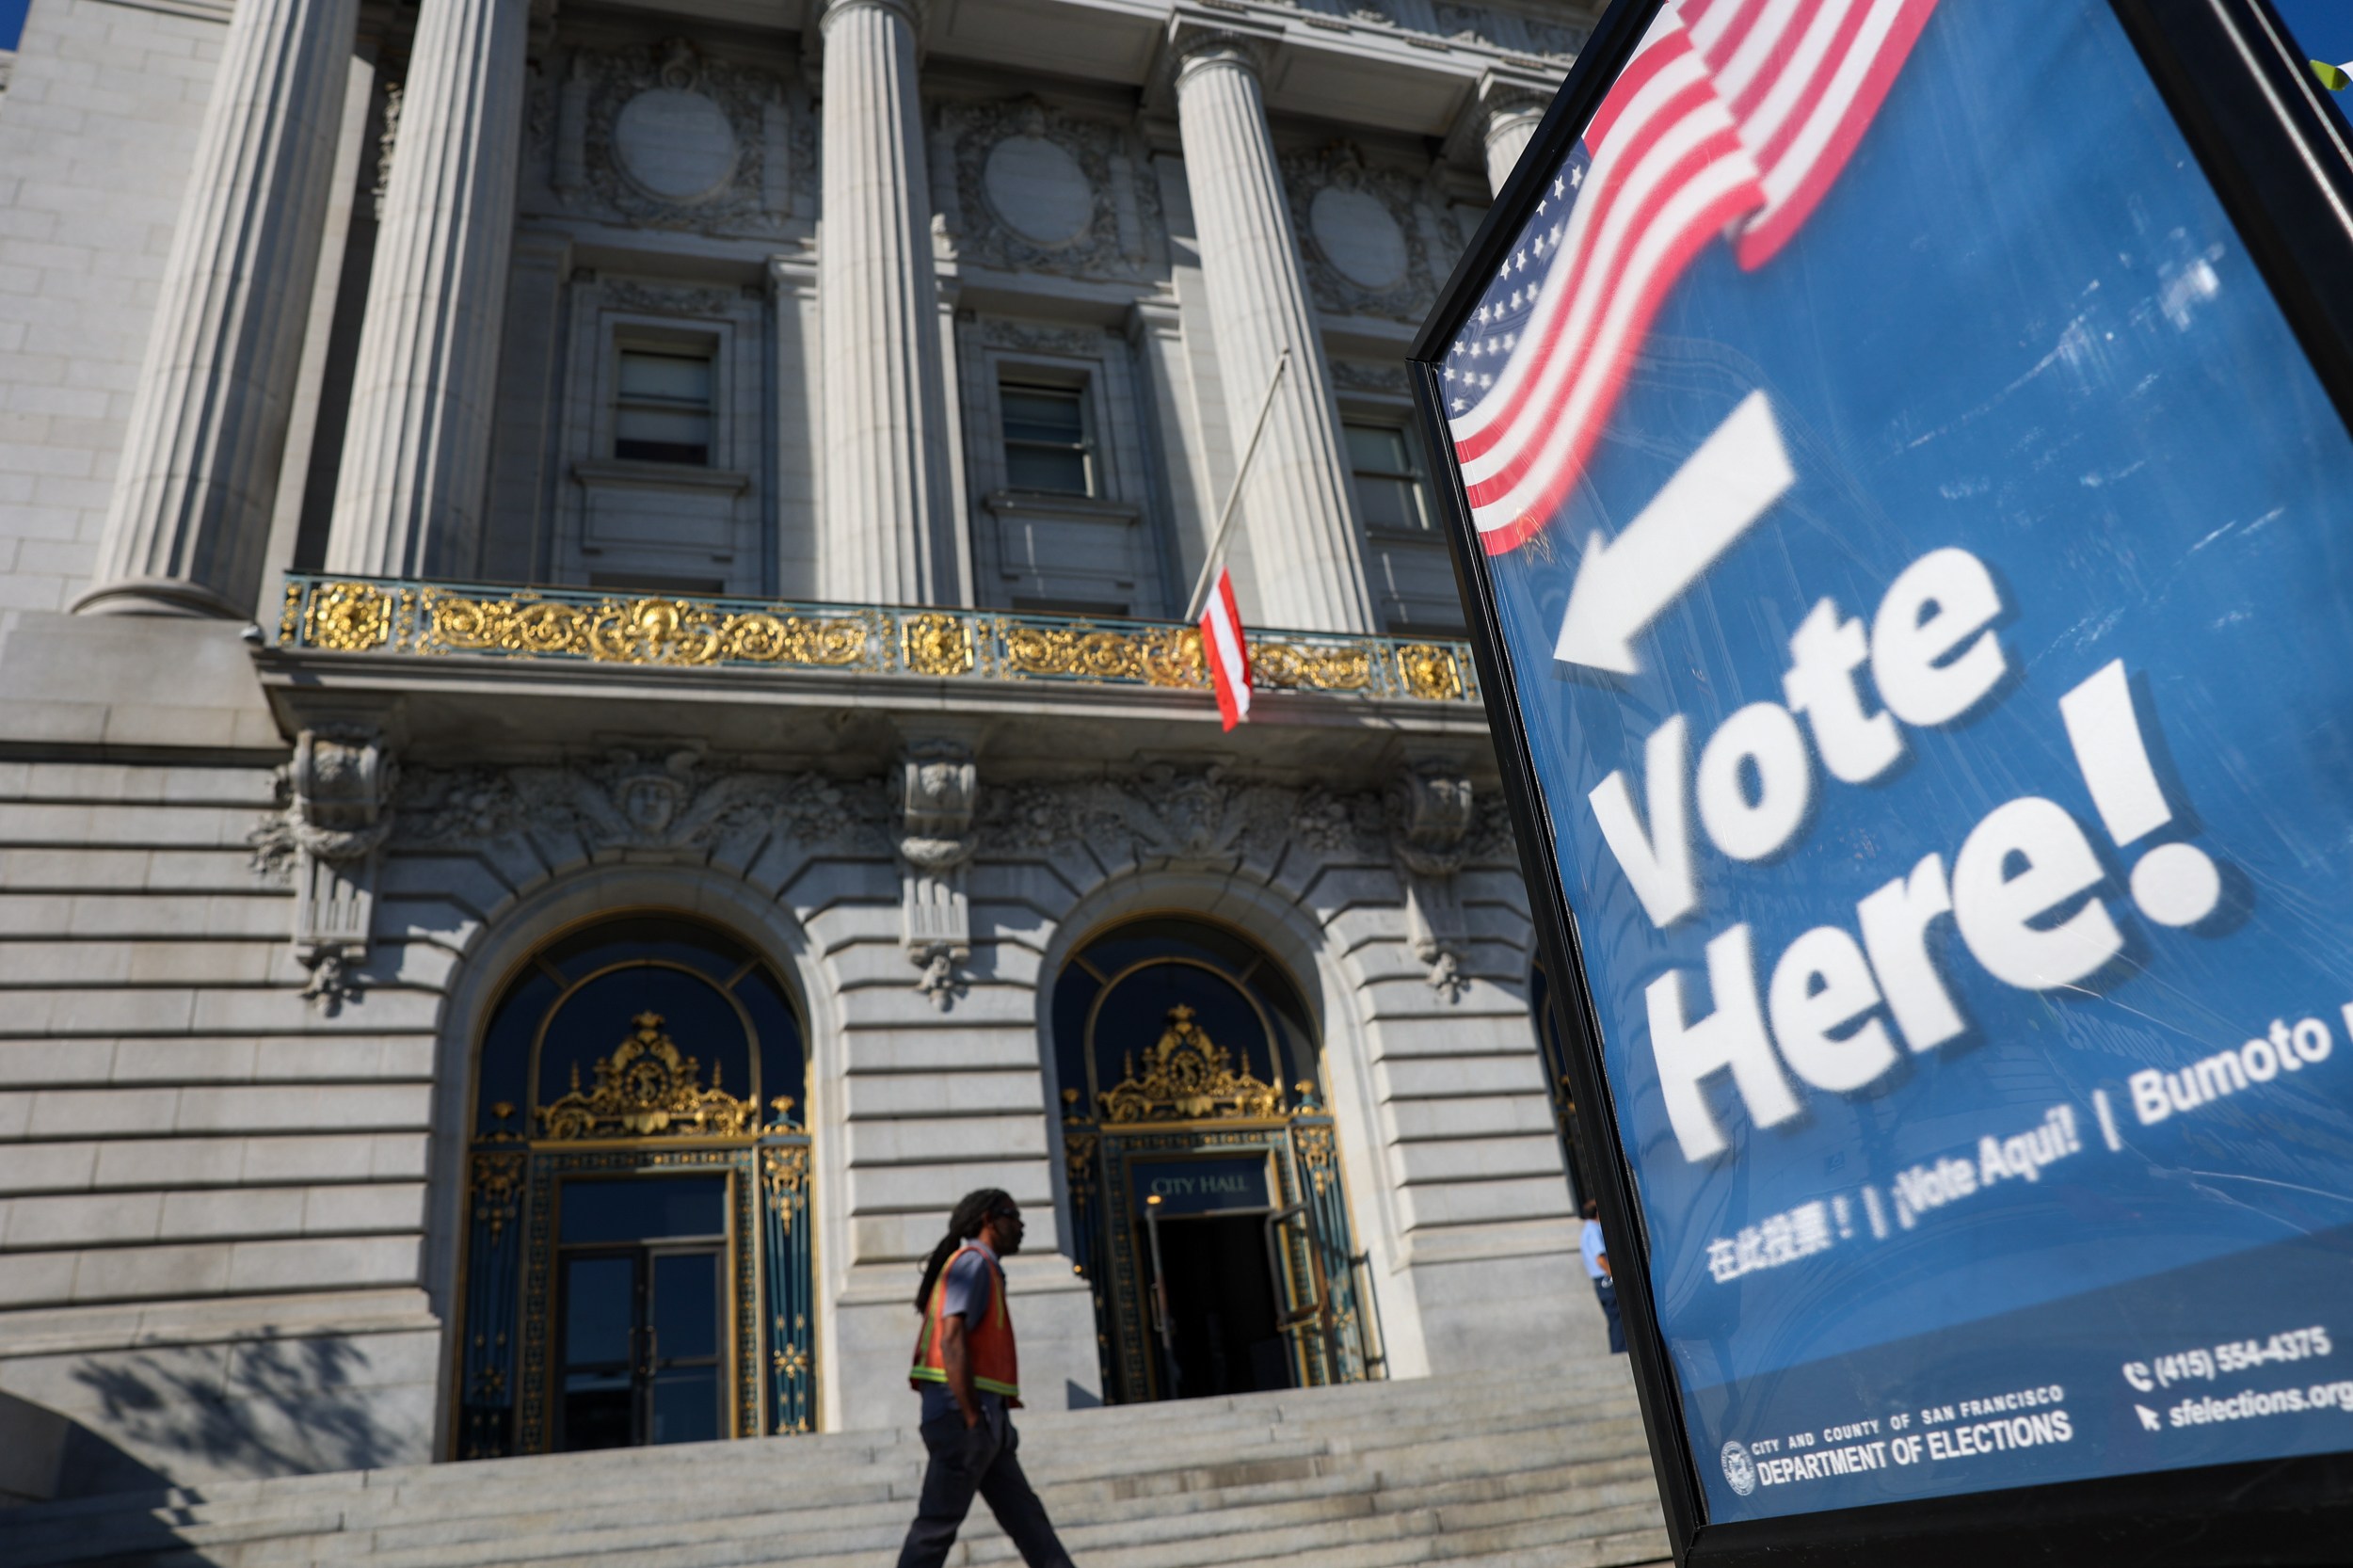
[560,40,800,236]
[978,768,1359,868]
[938,96,1161,280]
[1284,142,1446,322]
[894,741,978,1011]
[979,317,1102,358]
[614,84,740,203]
[394,752,886,857]
[600,276,743,318]
[250,727,399,1013]
[1430,2,1584,57]
[984,132,1094,246]
[1386,761,1475,1000]
[1331,358,1410,394]
[1310,185,1407,291]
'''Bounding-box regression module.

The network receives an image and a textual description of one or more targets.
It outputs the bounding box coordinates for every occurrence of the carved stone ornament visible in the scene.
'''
[249,726,399,1015]
[600,276,744,319]
[537,1011,758,1140]
[1284,142,1449,323]
[394,752,887,859]
[937,96,1160,280]
[555,40,805,237]
[1430,1,1587,58]
[1387,761,1475,1000]
[977,768,1395,872]
[1099,1004,1284,1123]
[894,741,978,1011]
[978,317,1101,358]
[1331,359,1411,395]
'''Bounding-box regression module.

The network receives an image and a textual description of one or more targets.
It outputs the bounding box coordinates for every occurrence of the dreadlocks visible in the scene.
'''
[913,1188,1013,1313]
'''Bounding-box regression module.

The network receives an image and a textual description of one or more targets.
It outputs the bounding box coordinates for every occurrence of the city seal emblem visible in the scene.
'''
[1721,1439,1756,1496]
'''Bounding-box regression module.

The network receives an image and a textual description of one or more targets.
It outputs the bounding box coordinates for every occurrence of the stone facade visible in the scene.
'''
[0,0,1605,1501]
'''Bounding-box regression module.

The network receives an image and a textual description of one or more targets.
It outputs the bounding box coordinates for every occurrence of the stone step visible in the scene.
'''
[0,1405,1655,1568]
[3,1366,1638,1538]
[18,1383,1645,1555]
[320,1443,1656,1568]
[0,1368,1661,1568]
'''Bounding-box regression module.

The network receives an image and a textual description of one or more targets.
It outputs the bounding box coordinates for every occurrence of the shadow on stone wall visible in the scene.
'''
[66,1333,408,1485]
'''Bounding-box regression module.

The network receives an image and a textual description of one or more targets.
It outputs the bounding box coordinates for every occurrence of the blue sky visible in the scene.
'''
[2277,0,2353,72]
[0,0,27,53]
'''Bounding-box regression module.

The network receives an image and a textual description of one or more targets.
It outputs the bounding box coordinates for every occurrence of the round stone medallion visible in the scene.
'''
[1309,186,1408,292]
[612,88,739,205]
[983,136,1095,247]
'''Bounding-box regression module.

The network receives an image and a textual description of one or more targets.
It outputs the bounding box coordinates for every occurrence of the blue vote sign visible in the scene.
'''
[1423,0,2353,1528]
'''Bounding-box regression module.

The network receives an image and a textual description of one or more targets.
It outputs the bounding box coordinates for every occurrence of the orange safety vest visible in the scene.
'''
[910,1244,1021,1400]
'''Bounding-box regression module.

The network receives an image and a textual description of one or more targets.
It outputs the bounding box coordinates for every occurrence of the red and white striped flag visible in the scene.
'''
[1198,568,1251,730]
[1442,0,1938,555]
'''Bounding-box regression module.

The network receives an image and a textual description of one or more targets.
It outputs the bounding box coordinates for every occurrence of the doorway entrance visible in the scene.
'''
[1144,1210,1292,1400]
[1053,917,1379,1405]
[553,1175,728,1450]
[453,914,818,1460]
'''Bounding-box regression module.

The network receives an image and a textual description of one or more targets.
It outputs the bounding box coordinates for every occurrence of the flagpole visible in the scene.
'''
[1182,349,1291,623]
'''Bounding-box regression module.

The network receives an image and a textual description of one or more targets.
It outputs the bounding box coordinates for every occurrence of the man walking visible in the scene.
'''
[898,1189,1078,1568]
[1581,1198,1626,1354]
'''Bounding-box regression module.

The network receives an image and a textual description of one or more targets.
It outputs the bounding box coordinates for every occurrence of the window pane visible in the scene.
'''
[1005,445,1091,495]
[560,1176,728,1245]
[651,1251,720,1363]
[619,352,712,405]
[1001,387,1084,445]
[561,1254,636,1366]
[1357,474,1426,532]
[1345,424,1412,473]
[616,407,712,449]
[651,1366,721,1445]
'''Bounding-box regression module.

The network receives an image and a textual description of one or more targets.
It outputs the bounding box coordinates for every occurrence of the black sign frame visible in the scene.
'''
[1408,2,2353,1563]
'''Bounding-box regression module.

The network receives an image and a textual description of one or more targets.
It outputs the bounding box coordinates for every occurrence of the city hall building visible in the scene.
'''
[0,0,1608,1495]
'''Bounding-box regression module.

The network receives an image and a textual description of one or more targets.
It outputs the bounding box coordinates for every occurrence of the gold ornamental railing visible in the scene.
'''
[273,575,1481,705]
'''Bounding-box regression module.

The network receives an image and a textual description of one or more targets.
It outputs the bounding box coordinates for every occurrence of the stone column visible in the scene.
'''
[1170,24,1374,633]
[1482,104,1545,196]
[74,0,360,617]
[815,0,960,607]
[323,0,528,578]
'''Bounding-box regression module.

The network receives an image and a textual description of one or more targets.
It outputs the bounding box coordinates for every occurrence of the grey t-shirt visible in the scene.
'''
[919,1243,1007,1423]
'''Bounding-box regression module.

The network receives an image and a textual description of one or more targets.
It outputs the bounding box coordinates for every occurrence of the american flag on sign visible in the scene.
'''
[1444,0,1939,555]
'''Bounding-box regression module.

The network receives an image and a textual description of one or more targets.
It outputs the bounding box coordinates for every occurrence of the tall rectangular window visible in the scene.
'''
[1345,422,1433,532]
[615,348,714,466]
[1000,383,1093,496]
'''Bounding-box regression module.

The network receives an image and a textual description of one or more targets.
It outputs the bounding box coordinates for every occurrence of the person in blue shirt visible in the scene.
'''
[1581,1199,1625,1354]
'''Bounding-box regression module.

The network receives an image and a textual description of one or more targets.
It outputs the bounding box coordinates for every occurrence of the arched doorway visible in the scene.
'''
[1052,916,1376,1404]
[453,913,815,1458]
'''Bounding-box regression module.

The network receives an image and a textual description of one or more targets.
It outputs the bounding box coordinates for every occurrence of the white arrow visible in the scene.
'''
[1553,390,1795,676]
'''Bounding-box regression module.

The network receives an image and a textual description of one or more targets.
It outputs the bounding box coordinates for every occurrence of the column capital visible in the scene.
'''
[818,0,923,40]
[1167,10,1279,88]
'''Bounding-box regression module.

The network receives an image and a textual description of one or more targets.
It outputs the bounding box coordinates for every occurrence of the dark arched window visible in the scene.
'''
[471,914,806,1139]
[1050,915,1320,1116]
